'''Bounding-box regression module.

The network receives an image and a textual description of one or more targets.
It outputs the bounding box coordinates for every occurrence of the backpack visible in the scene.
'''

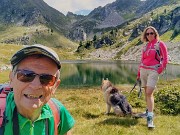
[0,84,60,135]
[154,41,162,62]
[143,41,170,63]
[154,41,171,62]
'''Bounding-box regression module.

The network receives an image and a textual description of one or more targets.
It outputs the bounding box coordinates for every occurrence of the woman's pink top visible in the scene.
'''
[137,39,168,78]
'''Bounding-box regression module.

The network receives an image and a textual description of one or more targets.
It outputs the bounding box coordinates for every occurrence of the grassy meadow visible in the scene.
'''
[1,64,180,135]
[55,79,180,135]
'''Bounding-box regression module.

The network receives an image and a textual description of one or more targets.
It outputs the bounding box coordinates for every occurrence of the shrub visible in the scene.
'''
[155,85,180,115]
[126,90,146,108]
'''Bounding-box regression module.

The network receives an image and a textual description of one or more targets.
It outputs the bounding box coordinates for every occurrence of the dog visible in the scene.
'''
[101,79,132,116]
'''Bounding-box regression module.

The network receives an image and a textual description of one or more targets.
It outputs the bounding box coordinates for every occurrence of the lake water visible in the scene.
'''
[59,60,180,88]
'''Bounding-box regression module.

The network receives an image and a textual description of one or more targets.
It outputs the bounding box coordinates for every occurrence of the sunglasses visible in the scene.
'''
[16,69,57,86]
[146,32,154,36]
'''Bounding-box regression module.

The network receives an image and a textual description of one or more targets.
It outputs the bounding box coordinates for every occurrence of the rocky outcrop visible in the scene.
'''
[130,7,180,40]
[1,36,30,45]
[69,27,87,41]
[94,36,114,49]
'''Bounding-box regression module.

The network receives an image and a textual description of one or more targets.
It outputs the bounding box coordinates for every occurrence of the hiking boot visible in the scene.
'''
[147,116,155,128]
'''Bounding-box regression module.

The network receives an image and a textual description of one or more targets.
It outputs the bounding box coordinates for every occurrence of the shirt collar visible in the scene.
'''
[6,92,53,121]
[149,38,158,45]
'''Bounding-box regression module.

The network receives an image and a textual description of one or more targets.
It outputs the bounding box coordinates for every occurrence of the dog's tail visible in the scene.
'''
[117,97,132,115]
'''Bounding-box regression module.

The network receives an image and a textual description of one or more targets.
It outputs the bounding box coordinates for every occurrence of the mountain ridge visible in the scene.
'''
[75,3,180,64]
[0,0,69,33]
[0,0,180,64]
[0,0,177,39]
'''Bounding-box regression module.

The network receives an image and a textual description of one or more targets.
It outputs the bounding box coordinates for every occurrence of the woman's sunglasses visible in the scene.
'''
[16,69,57,86]
[146,32,154,36]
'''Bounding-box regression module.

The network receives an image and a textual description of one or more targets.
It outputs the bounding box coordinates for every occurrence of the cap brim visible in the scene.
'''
[10,45,61,69]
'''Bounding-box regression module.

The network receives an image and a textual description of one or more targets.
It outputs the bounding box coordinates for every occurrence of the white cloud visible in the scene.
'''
[43,0,116,15]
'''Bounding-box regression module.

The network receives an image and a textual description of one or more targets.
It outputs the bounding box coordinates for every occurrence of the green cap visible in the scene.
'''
[10,44,61,69]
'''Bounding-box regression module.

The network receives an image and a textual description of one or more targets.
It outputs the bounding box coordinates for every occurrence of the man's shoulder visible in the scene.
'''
[49,98,64,107]
[48,98,68,113]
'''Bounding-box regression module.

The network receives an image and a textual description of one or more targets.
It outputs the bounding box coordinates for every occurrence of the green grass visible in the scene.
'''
[0,70,10,83]
[55,78,180,135]
[1,67,180,135]
[29,29,78,50]
[0,25,27,40]
[0,44,23,65]
[161,30,180,42]
[0,41,77,67]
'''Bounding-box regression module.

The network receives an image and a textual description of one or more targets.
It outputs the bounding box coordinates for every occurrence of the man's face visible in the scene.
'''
[9,56,60,113]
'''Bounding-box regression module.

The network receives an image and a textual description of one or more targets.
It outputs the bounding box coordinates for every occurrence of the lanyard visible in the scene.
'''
[13,108,49,135]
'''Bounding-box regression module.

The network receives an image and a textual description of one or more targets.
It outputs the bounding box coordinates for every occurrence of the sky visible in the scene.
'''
[43,0,116,15]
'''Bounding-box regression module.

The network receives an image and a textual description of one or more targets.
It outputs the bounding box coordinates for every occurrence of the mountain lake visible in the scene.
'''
[59,60,180,88]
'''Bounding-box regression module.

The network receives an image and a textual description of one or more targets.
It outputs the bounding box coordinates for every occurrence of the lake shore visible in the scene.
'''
[87,42,180,65]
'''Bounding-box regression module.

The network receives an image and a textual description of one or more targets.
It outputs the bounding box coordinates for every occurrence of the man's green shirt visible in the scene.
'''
[3,92,75,135]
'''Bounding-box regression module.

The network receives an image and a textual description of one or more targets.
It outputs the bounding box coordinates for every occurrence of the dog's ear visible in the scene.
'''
[113,87,118,93]
[110,87,118,94]
[110,89,114,94]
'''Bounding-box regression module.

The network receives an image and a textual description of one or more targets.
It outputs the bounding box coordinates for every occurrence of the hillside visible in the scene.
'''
[68,0,179,40]
[0,24,78,48]
[68,0,143,40]
[0,0,79,62]
[0,0,179,66]
[76,2,180,64]
[0,24,78,68]
[0,0,69,34]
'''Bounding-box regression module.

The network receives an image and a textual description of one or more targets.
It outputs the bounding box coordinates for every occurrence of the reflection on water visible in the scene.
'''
[60,60,180,88]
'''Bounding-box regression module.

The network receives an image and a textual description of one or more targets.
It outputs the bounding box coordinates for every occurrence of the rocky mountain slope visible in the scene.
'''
[76,3,180,64]
[68,0,179,40]
[0,0,69,33]
[0,0,177,41]
[68,0,143,40]
[0,0,179,65]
